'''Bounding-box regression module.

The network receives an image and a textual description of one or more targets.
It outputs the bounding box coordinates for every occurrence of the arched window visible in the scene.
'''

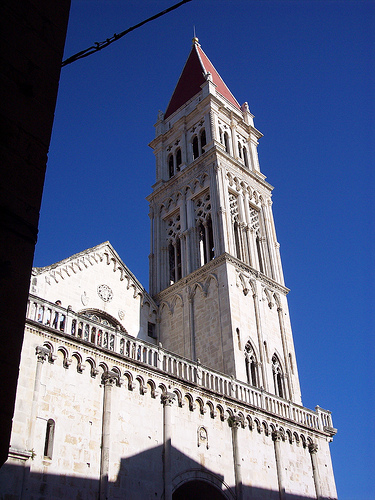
[272,354,285,398]
[200,128,206,153]
[245,342,258,387]
[192,135,199,160]
[44,419,55,459]
[91,327,96,344]
[168,154,174,178]
[224,132,230,153]
[238,142,242,158]
[176,148,182,171]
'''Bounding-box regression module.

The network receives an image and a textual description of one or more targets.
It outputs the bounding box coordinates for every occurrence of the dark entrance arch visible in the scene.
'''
[173,480,226,500]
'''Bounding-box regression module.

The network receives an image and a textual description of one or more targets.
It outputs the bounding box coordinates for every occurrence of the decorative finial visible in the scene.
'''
[192,26,199,45]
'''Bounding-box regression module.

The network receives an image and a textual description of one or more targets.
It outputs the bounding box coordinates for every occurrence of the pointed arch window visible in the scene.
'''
[219,127,223,144]
[192,135,199,160]
[272,354,285,399]
[238,141,242,158]
[245,341,258,387]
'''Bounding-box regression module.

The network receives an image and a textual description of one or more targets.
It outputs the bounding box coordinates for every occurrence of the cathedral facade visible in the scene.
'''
[0,39,337,499]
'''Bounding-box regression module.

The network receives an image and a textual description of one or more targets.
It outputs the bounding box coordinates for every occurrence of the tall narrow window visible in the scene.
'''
[176,237,182,281]
[236,328,241,350]
[234,221,241,260]
[198,222,207,266]
[238,142,242,158]
[168,154,174,178]
[168,242,175,285]
[224,132,230,153]
[192,136,199,160]
[243,147,248,168]
[148,322,156,339]
[176,148,182,171]
[44,419,55,459]
[256,235,264,273]
[206,217,214,261]
[200,128,206,153]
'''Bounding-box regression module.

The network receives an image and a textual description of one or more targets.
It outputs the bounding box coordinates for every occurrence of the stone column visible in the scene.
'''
[230,416,243,500]
[188,294,196,361]
[260,201,275,279]
[27,346,50,450]
[162,393,176,500]
[272,430,286,500]
[210,163,224,256]
[99,371,118,500]
[309,442,322,499]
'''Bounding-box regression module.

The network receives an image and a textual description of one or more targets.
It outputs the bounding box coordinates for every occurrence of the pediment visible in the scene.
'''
[30,242,157,336]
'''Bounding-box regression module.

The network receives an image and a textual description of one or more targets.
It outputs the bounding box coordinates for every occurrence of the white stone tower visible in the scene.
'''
[148,38,302,405]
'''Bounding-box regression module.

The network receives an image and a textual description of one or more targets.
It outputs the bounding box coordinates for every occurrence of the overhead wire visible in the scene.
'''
[62,0,193,67]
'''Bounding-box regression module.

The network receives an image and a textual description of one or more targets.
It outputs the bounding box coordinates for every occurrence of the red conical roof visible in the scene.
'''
[164,39,241,119]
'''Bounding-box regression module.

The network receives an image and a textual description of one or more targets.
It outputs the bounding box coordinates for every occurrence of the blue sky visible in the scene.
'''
[34,1,374,498]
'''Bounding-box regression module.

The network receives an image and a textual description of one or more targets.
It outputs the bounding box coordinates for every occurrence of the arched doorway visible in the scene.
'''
[173,480,226,500]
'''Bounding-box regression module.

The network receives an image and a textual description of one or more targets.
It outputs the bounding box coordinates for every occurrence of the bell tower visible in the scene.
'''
[148,38,302,405]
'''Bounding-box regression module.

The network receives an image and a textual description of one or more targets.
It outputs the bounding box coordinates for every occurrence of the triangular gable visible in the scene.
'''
[164,39,241,119]
[30,242,157,339]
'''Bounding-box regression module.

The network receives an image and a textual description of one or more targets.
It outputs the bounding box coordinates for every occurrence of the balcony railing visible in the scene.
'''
[26,294,335,434]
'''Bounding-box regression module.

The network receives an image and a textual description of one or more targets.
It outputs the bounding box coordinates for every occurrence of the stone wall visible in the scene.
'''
[0,319,337,499]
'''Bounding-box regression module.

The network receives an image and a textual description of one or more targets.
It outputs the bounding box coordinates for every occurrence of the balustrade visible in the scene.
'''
[26,294,333,434]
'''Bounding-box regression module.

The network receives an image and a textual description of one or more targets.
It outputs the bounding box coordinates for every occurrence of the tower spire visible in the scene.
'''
[164,40,240,119]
